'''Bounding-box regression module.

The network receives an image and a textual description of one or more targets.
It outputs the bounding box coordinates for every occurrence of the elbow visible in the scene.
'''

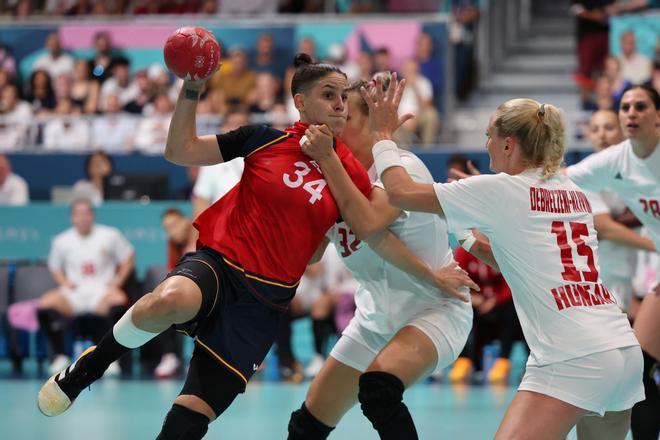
[387,187,408,209]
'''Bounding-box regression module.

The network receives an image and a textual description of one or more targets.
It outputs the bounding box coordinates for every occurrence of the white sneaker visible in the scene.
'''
[48,354,70,376]
[154,353,181,379]
[104,361,121,378]
[304,354,325,378]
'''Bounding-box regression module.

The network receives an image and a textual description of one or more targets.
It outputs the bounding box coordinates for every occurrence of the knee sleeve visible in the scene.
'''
[180,346,244,417]
[358,371,418,439]
[156,404,209,440]
[287,402,334,440]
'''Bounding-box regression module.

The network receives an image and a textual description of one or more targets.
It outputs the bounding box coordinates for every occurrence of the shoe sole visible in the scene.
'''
[37,373,72,417]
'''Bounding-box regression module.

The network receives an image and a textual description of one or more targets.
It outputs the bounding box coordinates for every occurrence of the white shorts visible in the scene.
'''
[518,345,645,416]
[61,282,109,314]
[330,302,472,374]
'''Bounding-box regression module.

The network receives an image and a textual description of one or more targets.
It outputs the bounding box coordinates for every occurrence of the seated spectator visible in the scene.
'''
[618,30,652,84]
[0,153,29,205]
[395,61,440,147]
[32,32,75,80]
[26,70,56,115]
[416,32,442,103]
[43,98,90,151]
[71,59,100,113]
[71,151,113,205]
[372,47,392,73]
[207,46,256,114]
[37,198,134,375]
[123,69,153,115]
[324,43,360,82]
[0,44,16,78]
[99,57,139,110]
[646,61,660,95]
[90,31,124,83]
[133,92,172,154]
[0,84,33,151]
[602,55,632,110]
[247,72,280,114]
[53,73,75,106]
[91,93,136,152]
[251,32,287,78]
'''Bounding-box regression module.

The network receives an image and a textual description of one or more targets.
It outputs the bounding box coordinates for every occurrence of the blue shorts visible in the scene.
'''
[168,247,290,391]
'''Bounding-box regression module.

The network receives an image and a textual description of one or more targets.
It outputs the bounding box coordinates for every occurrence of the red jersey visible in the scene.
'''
[454,247,512,305]
[194,122,371,304]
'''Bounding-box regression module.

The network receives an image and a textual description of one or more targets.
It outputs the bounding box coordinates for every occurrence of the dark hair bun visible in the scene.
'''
[293,53,313,68]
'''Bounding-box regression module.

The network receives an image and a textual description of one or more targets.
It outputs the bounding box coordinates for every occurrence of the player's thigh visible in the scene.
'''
[495,390,586,440]
[39,288,74,316]
[305,355,361,427]
[366,325,438,388]
[633,293,660,360]
[576,410,631,440]
[133,275,203,326]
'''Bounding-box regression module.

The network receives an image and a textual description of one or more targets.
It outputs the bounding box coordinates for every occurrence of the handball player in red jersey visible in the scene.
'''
[37,52,463,439]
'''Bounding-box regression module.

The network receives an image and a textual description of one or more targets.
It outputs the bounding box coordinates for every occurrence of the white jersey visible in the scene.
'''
[327,150,470,335]
[193,159,245,204]
[434,169,638,366]
[566,139,660,251]
[48,224,134,286]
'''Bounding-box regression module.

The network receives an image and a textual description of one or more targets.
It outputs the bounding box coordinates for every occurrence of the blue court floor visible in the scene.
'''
[0,374,633,440]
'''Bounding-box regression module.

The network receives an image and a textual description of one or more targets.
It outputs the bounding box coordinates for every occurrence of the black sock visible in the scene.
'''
[37,309,66,357]
[156,404,209,440]
[358,371,418,440]
[631,349,659,440]
[312,318,331,355]
[84,330,130,373]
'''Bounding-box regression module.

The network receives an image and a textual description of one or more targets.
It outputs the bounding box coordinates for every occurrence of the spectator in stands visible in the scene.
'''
[397,59,441,147]
[43,98,90,151]
[26,70,56,114]
[37,198,134,375]
[646,61,660,94]
[177,166,199,200]
[33,32,74,81]
[618,30,652,85]
[133,92,172,154]
[603,55,632,110]
[64,0,94,15]
[0,153,29,205]
[356,50,374,81]
[591,75,615,111]
[571,0,614,108]
[207,46,256,114]
[265,101,292,130]
[415,32,442,102]
[0,84,33,151]
[247,72,280,114]
[0,44,16,78]
[220,0,279,14]
[123,69,153,115]
[44,0,77,15]
[53,73,75,107]
[372,47,392,73]
[100,57,139,110]
[90,31,124,83]
[91,93,136,152]
[0,70,11,92]
[251,32,287,78]
[324,43,360,82]
[71,59,100,114]
[71,151,113,205]
[444,0,480,100]
[147,63,178,105]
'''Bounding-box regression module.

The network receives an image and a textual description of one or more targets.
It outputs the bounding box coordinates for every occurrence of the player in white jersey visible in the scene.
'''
[370,80,643,439]
[288,74,482,440]
[566,86,659,440]
[38,198,135,374]
[576,110,656,310]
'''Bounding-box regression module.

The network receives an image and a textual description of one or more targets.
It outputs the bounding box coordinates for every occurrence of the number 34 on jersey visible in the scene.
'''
[282,161,328,204]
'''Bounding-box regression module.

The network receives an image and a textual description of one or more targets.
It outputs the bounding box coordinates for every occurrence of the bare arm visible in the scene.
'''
[110,253,136,287]
[380,166,443,215]
[50,270,75,289]
[366,229,478,301]
[594,214,656,252]
[164,80,224,166]
[467,230,500,270]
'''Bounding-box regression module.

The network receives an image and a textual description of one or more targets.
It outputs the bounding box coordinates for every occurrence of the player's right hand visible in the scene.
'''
[431,261,479,302]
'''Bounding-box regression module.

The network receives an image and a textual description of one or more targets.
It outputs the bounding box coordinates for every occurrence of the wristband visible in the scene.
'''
[184,88,200,100]
[455,230,477,251]
[372,140,403,178]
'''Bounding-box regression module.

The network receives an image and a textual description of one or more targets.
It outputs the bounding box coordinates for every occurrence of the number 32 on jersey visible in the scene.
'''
[283,161,328,204]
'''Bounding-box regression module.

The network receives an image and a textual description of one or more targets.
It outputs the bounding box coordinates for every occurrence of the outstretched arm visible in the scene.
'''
[594,214,656,252]
[165,78,224,166]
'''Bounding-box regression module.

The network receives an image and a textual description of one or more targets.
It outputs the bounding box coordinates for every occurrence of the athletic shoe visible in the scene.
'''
[38,345,102,417]
[304,354,325,378]
[154,353,181,379]
[487,358,511,384]
[448,357,472,384]
[48,354,70,376]
[280,361,304,384]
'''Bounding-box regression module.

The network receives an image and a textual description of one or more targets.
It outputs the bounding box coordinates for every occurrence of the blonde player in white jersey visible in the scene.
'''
[287,74,484,440]
[566,85,659,440]
[370,76,643,439]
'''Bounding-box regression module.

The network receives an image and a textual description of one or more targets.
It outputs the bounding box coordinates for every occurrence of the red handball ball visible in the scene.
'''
[164,26,220,81]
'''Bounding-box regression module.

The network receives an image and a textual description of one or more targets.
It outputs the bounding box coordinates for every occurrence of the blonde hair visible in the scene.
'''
[494,98,565,180]
[345,71,393,116]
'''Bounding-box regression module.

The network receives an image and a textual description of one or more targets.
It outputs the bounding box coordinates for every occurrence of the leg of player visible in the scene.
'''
[288,356,361,439]
[358,326,439,440]
[37,275,203,417]
[494,391,586,439]
[575,410,632,440]
[633,290,660,361]
[156,346,245,439]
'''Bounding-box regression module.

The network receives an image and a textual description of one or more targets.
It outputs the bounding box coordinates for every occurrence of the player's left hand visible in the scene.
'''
[431,261,479,302]
[301,124,334,162]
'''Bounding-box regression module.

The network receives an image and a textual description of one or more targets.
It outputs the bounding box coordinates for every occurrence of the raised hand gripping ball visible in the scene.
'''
[164,26,220,81]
